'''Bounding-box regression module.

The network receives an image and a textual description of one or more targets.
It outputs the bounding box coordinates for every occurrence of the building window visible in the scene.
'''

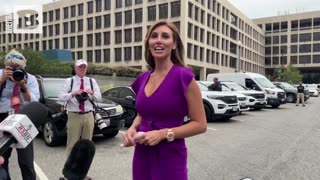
[49,25,53,36]
[313,32,320,41]
[148,6,156,21]
[96,16,102,29]
[63,22,68,34]
[55,24,60,35]
[78,4,84,16]
[88,1,94,14]
[115,12,122,26]
[159,3,168,19]
[299,55,311,64]
[49,11,53,22]
[104,49,110,62]
[116,0,122,8]
[115,30,122,44]
[291,34,298,43]
[124,47,132,61]
[291,45,297,53]
[171,1,181,17]
[87,50,93,62]
[78,19,83,32]
[125,10,132,25]
[87,18,93,30]
[63,38,68,49]
[71,5,76,17]
[125,0,132,6]
[125,29,132,43]
[87,34,93,46]
[135,0,142,4]
[63,7,68,19]
[281,35,287,43]
[104,32,110,45]
[291,56,297,64]
[55,9,60,20]
[70,21,76,33]
[115,48,122,61]
[77,51,83,59]
[70,36,75,49]
[188,2,192,18]
[105,0,111,10]
[42,41,47,50]
[95,50,101,63]
[265,57,271,65]
[299,33,311,42]
[135,8,143,23]
[96,0,102,12]
[134,46,142,60]
[313,43,320,52]
[95,33,101,46]
[54,39,59,49]
[104,14,111,28]
[134,27,142,42]
[299,44,311,53]
[273,36,279,44]
[78,35,83,48]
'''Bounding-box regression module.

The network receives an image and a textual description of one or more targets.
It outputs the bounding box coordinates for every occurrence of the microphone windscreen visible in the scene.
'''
[63,139,96,180]
[19,102,48,128]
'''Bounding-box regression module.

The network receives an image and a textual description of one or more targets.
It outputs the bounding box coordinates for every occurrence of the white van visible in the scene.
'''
[207,72,286,108]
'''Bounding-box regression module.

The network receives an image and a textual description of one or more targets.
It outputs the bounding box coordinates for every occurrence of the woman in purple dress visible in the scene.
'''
[122,20,207,180]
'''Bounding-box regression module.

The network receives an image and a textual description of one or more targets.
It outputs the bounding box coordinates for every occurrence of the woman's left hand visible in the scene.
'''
[135,130,165,146]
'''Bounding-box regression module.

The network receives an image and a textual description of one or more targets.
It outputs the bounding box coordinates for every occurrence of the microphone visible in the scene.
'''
[61,139,96,180]
[0,102,47,155]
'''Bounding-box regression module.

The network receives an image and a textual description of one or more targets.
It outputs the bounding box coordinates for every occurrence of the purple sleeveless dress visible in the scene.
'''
[131,64,194,180]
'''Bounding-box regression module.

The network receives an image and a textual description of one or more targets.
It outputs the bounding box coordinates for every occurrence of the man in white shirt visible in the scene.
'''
[58,59,102,156]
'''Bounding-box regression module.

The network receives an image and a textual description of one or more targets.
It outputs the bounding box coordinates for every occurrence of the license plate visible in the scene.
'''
[232,107,238,111]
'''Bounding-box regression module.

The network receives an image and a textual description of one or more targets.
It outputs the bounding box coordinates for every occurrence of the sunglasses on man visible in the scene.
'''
[8,54,24,60]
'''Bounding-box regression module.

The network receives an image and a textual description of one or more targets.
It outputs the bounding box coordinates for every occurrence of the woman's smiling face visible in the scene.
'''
[148,25,177,61]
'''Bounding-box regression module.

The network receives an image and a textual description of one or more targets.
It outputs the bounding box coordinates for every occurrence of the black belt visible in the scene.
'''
[70,111,92,114]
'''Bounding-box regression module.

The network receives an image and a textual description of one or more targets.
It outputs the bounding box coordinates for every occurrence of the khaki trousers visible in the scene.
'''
[296,93,305,105]
[66,112,94,156]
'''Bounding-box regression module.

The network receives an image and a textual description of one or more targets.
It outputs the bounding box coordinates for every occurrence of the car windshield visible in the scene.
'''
[254,78,275,88]
[225,83,247,91]
[43,79,65,98]
[197,82,209,91]
[280,82,294,89]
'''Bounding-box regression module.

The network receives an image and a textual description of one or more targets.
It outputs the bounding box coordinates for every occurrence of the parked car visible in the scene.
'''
[36,76,124,147]
[304,85,319,97]
[220,81,267,110]
[102,86,137,127]
[273,82,298,103]
[200,81,249,113]
[197,81,240,121]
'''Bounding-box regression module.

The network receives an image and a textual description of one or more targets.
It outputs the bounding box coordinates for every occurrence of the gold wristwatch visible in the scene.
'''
[166,129,175,142]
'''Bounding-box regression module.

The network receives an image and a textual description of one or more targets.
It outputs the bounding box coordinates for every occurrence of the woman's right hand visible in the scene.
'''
[123,127,137,147]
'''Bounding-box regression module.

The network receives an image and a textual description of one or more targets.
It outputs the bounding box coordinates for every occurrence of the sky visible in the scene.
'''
[0,0,319,18]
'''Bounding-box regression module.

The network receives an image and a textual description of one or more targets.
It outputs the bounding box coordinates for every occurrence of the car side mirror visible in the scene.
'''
[125,96,135,104]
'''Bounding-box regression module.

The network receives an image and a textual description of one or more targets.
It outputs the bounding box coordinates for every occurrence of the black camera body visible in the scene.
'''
[76,92,89,103]
[12,68,27,81]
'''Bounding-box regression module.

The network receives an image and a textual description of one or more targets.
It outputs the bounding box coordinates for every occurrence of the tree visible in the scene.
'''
[283,64,303,84]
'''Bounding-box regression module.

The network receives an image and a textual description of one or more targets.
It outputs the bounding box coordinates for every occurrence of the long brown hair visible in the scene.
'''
[144,21,185,69]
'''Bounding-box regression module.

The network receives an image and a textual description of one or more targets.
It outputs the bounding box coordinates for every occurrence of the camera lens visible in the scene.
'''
[13,70,25,81]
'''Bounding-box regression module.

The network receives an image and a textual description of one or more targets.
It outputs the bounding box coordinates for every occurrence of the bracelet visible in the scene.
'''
[20,88,27,93]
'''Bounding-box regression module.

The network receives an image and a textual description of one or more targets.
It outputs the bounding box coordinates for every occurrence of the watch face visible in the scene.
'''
[167,132,175,141]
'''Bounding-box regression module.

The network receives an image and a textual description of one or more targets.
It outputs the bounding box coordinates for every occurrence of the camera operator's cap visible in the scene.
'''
[75,59,88,67]
[4,49,27,68]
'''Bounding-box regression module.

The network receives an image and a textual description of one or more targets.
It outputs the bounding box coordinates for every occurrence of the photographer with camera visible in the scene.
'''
[58,59,101,159]
[0,49,40,180]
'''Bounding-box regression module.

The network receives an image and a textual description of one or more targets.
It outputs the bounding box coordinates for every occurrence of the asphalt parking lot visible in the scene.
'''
[9,96,320,180]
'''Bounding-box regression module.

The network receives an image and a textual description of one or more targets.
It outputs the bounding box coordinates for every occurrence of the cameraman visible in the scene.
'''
[58,59,101,156]
[0,49,40,180]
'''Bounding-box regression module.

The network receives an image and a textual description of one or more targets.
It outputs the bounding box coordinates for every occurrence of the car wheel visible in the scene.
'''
[43,120,62,147]
[204,104,213,122]
[103,130,119,138]
[286,94,295,103]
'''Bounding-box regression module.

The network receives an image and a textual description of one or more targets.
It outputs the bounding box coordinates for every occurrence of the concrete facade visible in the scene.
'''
[0,0,266,80]
[253,11,320,81]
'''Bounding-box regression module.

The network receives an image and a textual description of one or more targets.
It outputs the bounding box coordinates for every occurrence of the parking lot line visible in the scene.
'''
[34,161,49,180]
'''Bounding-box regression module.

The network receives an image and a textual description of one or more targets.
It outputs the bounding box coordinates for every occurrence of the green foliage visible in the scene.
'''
[283,64,303,84]
[0,48,143,77]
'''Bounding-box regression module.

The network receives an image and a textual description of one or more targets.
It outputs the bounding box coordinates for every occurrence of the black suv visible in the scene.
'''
[36,76,124,147]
